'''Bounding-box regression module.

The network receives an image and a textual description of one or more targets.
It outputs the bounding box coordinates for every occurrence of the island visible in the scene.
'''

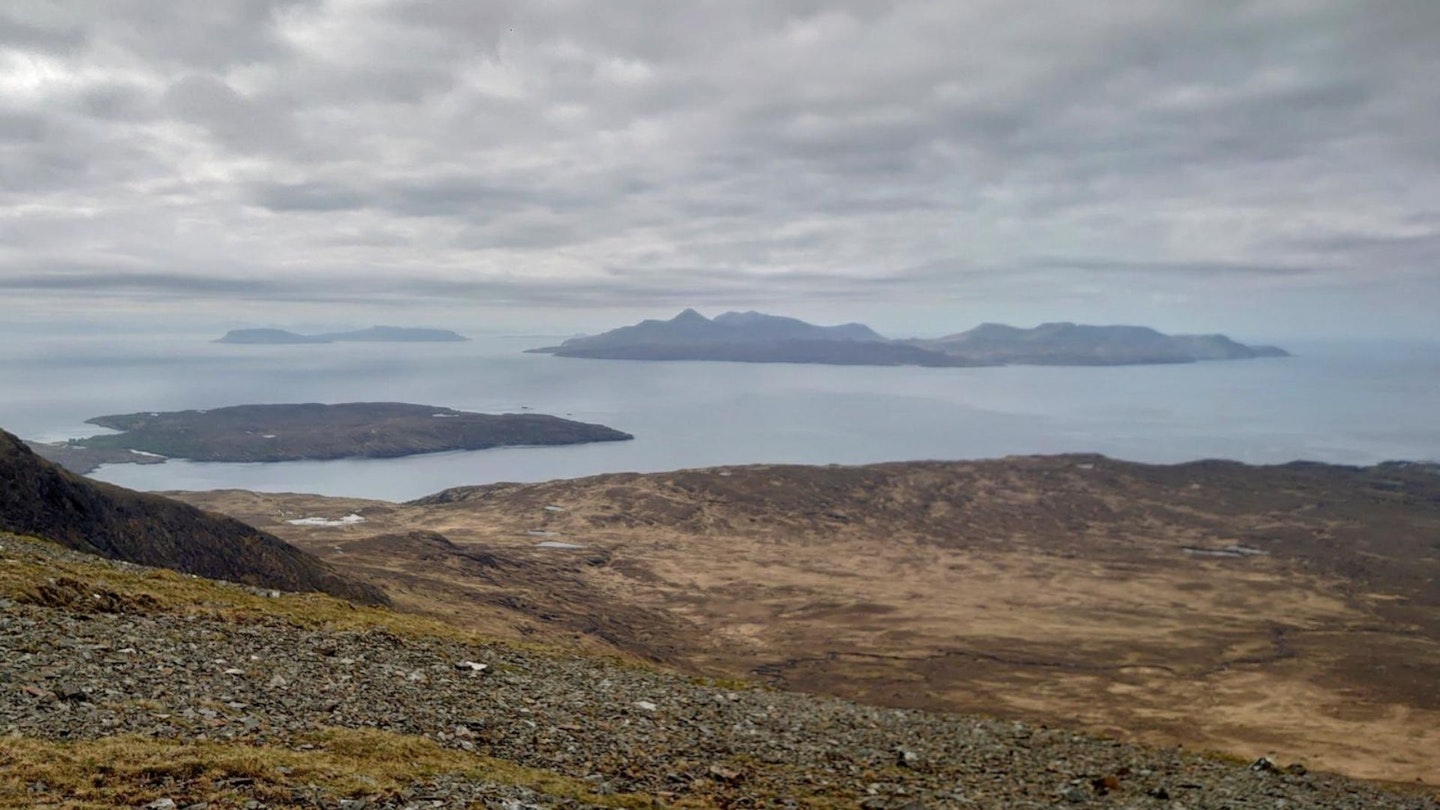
[529,310,1288,367]
[903,322,1290,365]
[215,326,468,344]
[527,309,985,367]
[27,402,633,474]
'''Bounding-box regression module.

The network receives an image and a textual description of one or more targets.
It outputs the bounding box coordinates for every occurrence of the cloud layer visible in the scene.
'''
[2,1,1437,335]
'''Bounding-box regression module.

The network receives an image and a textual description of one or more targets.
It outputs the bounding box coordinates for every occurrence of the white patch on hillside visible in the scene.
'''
[285,513,366,527]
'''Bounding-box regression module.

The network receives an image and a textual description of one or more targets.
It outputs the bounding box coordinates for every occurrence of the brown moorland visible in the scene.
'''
[172,455,1440,785]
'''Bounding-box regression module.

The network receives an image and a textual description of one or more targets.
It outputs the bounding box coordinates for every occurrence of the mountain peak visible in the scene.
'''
[671,308,710,324]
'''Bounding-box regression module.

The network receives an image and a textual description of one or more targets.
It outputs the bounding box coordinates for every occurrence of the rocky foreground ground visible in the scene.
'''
[2,535,1435,809]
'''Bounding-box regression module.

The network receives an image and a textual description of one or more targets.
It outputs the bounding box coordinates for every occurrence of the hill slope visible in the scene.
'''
[181,456,1440,784]
[1,533,1433,809]
[0,428,386,605]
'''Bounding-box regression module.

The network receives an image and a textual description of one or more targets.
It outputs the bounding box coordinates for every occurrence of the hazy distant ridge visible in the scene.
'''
[531,310,1287,367]
[908,322,1290,365]
[215,326,468,344]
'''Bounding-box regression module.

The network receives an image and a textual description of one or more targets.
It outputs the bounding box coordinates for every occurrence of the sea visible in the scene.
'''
[2,331,1437,502]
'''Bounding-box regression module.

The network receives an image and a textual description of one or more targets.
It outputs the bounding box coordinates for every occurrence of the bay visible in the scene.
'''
[1,332,1436,501]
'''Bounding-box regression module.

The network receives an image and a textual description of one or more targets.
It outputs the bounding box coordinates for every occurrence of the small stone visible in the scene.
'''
[1251,757,1278,773]
[54,683,89,702]
[1286,762,1308,776]
[1060,784,1089,803]
[454,661,488,673]
[1091,774,1121,794]
[895,747,920,768]
[708,764,741,782]
[145,800,178,810]
[634,700,658,712]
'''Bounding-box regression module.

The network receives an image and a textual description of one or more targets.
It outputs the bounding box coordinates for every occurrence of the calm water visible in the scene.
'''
[1,331,1436,501]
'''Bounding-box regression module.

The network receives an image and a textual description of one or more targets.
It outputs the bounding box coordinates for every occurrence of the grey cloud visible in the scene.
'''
[1026,258,1317,278]
[84,0,314,70]
[164,74,296,153]
[0,1,1437,336]
[251,181,369,213]
[0,111,48,143]
[0,271,276,295]
[0,265,893,308]
[0,5,88,49]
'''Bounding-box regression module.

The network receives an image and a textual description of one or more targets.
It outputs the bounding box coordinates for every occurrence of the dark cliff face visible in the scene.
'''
[0,429,387,605]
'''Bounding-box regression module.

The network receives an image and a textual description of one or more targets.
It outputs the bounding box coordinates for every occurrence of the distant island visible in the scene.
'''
[903,322,1290,365]
[528,309,984,367]
[28,402,632,474]
[215,326,468,344]
[527,310,1287,367]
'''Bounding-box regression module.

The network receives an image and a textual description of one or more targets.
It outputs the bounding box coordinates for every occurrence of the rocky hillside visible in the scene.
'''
[190,455,1440,784]
[2,532,1434,809]
[0,429,385,605]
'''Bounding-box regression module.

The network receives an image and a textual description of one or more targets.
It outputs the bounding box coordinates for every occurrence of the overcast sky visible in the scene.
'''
[2,1,1437,338]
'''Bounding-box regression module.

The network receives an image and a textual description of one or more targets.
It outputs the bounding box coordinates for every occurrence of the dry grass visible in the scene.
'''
[0,727,670,810]
[0,532,467,639]
[0,533,656,674]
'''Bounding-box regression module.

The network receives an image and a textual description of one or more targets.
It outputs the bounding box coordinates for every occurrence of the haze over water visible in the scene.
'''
[2,331,1436,502]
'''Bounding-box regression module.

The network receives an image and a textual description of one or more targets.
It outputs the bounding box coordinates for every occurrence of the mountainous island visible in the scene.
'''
[215,325,468,344]
[29,402,632,474]
[529,309,983,366]
[529,309,1288,367]
[905,321,1290,365]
